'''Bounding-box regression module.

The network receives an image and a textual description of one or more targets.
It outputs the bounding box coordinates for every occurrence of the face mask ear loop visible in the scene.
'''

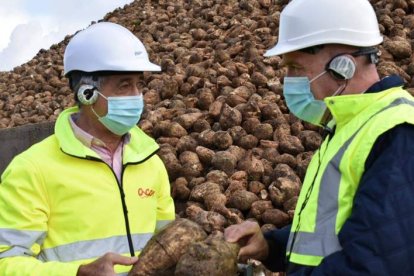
[319,80,348,131]
[96,91,108,101]
[90,91,108,120]
[332,80,348,97]
[91,106,102,120]
[309,71,327,83]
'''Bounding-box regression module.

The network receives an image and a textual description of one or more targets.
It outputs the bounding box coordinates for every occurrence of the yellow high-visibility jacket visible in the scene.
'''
[0,106,175,276]
[287,87,414,267]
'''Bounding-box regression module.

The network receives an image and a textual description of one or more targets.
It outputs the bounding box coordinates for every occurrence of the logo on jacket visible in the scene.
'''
[138,188,155,198]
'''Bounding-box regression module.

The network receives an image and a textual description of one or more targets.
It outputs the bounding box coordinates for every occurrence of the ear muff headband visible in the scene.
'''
[77,84,99,105]
[352,47,380,64]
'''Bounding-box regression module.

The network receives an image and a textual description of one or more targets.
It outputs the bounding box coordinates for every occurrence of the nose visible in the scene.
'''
[131,85,141,96]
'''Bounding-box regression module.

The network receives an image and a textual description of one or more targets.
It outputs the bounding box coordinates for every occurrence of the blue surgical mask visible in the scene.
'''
[283,71,327,126]
[92,93,144,136]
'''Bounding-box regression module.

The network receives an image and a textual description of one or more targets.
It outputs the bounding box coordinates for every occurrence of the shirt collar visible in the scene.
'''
[69,113,130,149]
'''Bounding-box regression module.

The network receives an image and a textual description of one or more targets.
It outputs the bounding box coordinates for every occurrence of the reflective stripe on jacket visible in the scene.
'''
[287,87,414,266]
[0,106,175,275]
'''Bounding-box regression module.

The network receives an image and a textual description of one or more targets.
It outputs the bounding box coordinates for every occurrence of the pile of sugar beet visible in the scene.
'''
[1,0,414,274]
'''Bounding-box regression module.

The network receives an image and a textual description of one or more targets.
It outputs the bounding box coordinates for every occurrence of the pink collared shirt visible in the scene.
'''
[69,114,130,183]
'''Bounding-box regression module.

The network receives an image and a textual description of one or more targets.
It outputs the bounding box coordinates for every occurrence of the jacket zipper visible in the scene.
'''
[84,156,135,256]
[118,164,135,257]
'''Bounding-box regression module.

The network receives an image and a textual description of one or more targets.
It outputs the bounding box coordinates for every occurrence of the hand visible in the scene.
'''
[224,220,269,263]
[77,252,138,276]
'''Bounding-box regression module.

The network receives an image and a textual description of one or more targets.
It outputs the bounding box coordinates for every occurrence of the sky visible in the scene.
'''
[0,0,134,72]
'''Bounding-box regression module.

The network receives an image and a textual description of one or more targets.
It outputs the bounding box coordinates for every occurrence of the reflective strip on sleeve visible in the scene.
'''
[38,233,153,262]
[0,228,46,258]
[155,220,173,231]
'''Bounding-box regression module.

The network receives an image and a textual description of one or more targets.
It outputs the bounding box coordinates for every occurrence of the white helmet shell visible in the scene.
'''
[64,22,161,75]
[264,0,383,57]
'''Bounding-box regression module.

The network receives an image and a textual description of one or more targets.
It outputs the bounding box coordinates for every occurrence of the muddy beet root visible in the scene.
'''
[128,218,207,276]
[174,231,239,276]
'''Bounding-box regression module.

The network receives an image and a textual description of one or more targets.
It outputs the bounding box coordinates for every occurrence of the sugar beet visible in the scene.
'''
[129,218,207,276]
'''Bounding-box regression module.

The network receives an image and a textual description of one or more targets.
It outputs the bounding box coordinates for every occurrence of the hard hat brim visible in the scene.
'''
[105,59,161,72]
[64,60,161,75]
[264,35,383,57]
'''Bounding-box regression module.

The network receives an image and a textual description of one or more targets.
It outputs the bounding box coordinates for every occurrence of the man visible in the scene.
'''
[0,22,175,275]
[225,0,414,274]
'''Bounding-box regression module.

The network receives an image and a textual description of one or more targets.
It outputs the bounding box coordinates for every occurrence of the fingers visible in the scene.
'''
[224,220,260,243]
[224,221,269,263]
[77,253,138,276]
[238,243,258,263]
[104,252,138,266]
[238,236,261,262]
[237,234,268,262]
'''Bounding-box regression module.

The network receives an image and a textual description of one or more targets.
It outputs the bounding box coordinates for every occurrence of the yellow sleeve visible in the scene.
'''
[154,155,175,231]
[0,156,81,276]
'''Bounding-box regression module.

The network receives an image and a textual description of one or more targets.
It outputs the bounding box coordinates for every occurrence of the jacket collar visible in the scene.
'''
[55,106,159,164]
[323,76,405,131]
[365,74,405,93]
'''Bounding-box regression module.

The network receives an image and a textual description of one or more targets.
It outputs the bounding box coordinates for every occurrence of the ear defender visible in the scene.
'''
[326,55,356,80]
[77,85,99,105]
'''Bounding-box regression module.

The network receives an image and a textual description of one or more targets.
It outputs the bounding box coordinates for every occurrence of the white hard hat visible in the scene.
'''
[64,22,161,75]
[264,0,383,57]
